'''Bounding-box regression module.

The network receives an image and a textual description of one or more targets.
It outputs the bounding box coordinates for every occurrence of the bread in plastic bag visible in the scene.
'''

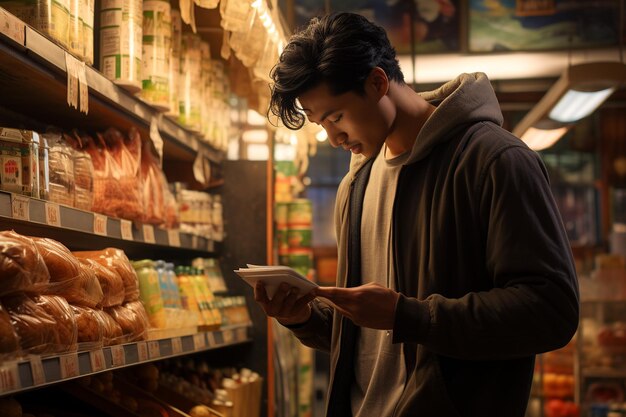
[140,137,166,225]
[0,230,50,296]
[106,301,149,342]
[35,294,78,353]
[0,301,20,358]
[71,304,104,350]
[34,237,104,308]
[77,258,125,308]
[83,133,125,218]
[95,309,124,346]
[65,132,95,211]
[44,131,75,206]
[73,248,140,302]
[3,294,59,355]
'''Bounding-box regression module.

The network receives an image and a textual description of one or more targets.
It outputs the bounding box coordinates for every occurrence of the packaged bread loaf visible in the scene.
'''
[106,300,149,342]
[95,309,123,346]
[73,248,140,302]
[77,258,124,307]
[34,237,104,308]
[44,131,75,207]
[35,294,78,353]
[0,301,20,359]
[3,294,59,354]
[71,304,104,349]
[0,230,50,296]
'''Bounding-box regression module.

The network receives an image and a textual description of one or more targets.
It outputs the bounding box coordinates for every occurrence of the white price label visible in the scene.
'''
[89,350,105,373]
[121,219,133,241]
[206,332,216,346]
[137,342,148,362]
[30,356,45,386]
[65,52,78,109]
[193,333,206,350]
[171,337,183,355]
[143,224,156,244]
[236,327,247,341]
[59,353,79,379]
[148,341,160,358]
[93,214,107,236]
[223,329,234,344]
[11,194,30,221]
[167,229,181,247]
[0,362,19,393]
[207,240,214,252]
[45,202,61,226]
[110,345,125,367]
[78,60,88,114]
[191,234,198,249]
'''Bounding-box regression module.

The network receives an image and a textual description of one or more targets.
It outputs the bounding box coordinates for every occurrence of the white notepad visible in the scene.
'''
[234,264,318,299]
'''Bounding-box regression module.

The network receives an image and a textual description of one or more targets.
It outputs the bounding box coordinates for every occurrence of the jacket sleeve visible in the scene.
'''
[285,299,334,352]
[393,145,580,360]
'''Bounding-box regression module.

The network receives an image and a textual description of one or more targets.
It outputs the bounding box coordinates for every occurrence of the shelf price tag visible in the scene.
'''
[137,342,148,362]
[143,224,156,244]
[64,52,79,110]
[77,60,88,114]
[148,341,160,359]
[90,350,105,373]
[11,194,30,221]
[59,353,79,379]
[206,332,216,347]
[45,202,61,226]
[0,8,26,45]
[30,356,45,386]
[93,214,107,236]
[206,240,214,252]
[193,333,206,350]
[171,337,183,355]
[167,229,180,247]
[110,345,125,367]
[120,219,133,241]
[222,329,234,344]
[236,327,247,341]
[0,362,19,393]
[191,235,198,249]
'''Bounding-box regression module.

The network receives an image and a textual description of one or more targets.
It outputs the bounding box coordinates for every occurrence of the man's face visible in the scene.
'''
[299,81,391,158]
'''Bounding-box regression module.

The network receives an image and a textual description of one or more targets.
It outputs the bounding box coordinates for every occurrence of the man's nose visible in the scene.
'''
[325,124,343,148]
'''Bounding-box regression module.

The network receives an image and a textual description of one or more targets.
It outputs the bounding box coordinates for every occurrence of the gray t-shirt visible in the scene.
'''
[351,145,409,417]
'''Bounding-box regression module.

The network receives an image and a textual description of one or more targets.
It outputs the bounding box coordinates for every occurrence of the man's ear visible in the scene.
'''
[369,67,389,99]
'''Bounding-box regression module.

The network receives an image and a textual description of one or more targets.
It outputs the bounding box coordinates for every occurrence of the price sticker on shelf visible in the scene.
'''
[212,331,224,346]
[143,224,156,244]
[236,327,247,341]
[167,229,181,247]
[137,342,148,362]
[30,356,45,386]
[44,202,61,227]
[206,240,215,252]
[206,332,216,347]
[191,234,199,249]
[11,194,30,221]
[148,341,160,359]
[0,361,19,393]
[171,337,183,355]
[90,350,105,373]
[59,353,79,379]
[110,345,125,367]
[222,329,234,344]
[120,219,133,241]
[93,214,107,236]
[193,333,206,350]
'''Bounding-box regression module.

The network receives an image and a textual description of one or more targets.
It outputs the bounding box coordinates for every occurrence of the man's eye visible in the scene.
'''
[332,114,343,123]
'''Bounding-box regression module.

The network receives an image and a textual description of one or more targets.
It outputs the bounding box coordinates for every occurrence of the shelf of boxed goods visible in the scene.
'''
[0,323,251,397]
[0,8,222,164]
[0,190,219,258]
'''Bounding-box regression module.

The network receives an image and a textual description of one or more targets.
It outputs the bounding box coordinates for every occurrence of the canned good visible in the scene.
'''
[275,202,289,226]
[287,248,313,278]
[288,199,312,226]
[0,128,40,197]
[287,226,312,249]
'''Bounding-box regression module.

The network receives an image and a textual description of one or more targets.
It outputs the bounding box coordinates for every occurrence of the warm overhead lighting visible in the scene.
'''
[513,62,626,150]
[315,129,328,142]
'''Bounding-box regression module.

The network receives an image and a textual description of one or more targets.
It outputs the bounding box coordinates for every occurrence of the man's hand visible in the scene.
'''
[254,281,316,326]
[313,283,400,329]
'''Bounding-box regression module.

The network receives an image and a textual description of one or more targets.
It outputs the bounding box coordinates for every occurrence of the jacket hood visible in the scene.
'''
[348,72,504,175]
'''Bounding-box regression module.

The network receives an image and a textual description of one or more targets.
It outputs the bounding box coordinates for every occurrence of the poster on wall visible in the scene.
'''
[278,0,460,54]
[469,0,621,52]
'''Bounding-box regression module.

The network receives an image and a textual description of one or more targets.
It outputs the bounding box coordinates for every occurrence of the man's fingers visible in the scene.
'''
[255,282,269,303]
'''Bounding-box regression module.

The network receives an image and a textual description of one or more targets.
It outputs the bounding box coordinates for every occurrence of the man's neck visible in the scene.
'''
[385,83,435,159]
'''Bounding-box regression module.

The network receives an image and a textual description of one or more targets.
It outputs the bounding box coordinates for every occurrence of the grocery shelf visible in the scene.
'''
[0,191,218,258]
[581,367,626,379]
[0,9,223,164]
[0,324,251,397]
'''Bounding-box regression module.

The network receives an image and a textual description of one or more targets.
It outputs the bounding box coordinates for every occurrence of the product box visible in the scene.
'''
[0,127,40,197]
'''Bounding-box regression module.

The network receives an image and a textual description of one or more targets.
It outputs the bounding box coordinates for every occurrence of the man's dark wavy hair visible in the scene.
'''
[268,12,405,130]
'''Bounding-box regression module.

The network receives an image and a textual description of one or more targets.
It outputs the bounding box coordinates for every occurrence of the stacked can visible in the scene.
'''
[281,199,313,279]
[140,0,171,110]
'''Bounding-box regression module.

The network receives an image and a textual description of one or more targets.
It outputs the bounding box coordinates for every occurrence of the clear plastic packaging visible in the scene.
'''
[34,237,104,308]
[0,301,21,359]
[140,138,166,225]
[99,0,143,92]
[106,300,149,342]
[3,294,59,355]
[0,230,50,297]
[66,133,95,211]
[73,248,140,302]
[96,309,123,346]
[38,135,50,200]
[77,258,125,308]
[45,132,75,207]
[71,304,104,350]
[35,294,78,353]
[141,0,171,110]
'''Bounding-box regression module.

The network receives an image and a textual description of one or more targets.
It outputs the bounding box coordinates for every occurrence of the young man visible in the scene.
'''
[255,12,579,417]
